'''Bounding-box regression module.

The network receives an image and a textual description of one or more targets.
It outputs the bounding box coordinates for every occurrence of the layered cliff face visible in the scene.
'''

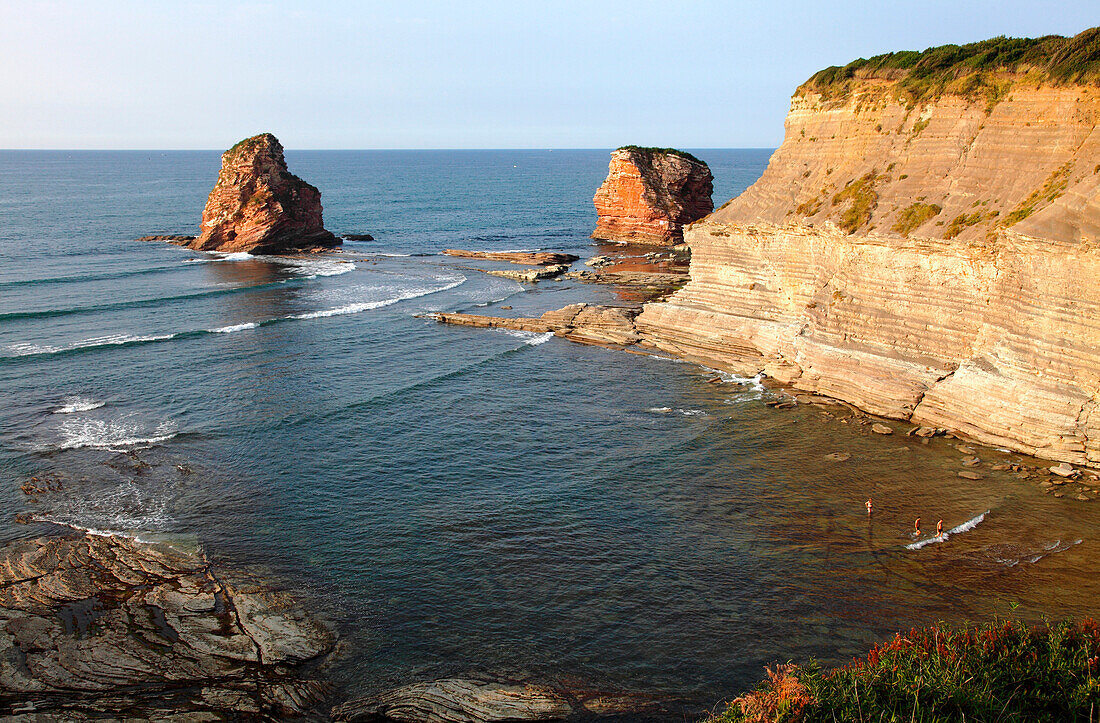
[188,133,339,254]
[638,31,1100,466]
[592,147,714,244]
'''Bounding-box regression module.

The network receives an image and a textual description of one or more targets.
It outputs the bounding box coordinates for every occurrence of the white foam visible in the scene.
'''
[906,511,988,550]
[210,322,258,334]
[72,333,175,350]
[217,251,253,261]
[648,407,673,413]
[497,329,554,346]
[181,258,206,264]
[54,396,105,414]
[7,342,64,356]
[271,257,357,278]
[289,277,465,320]
[29,517,153,543]
[53,416,179,451]
[6,333,177,358]
[678,409,708,416]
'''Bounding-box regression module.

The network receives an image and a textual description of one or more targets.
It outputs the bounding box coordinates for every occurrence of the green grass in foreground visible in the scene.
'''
[710,618,1100,722]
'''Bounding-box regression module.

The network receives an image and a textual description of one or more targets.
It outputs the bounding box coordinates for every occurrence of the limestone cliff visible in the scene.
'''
[592,147,714,244]
[638,29,1100,466]
[187,133,339,254]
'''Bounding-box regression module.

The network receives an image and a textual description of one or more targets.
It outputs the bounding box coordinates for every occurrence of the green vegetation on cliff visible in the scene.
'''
[892,202,942,236]
[617,145,704,165]
[799,27,1100,105]
[710,618,1100,723]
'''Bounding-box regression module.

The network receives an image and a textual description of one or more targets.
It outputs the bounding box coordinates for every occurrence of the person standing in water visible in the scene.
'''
[866,498,874,515]
[937,519,944,537]
[914,517,921,535]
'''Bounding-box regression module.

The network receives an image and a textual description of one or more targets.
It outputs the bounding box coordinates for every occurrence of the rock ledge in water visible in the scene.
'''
[185,133,339,254]
[443,250,579,266]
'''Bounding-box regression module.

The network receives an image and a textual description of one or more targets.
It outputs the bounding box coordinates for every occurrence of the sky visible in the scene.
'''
[1,0,1096,149]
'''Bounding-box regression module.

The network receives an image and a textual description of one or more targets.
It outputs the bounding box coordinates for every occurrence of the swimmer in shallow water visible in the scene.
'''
[937,519,944,537]
[866,498,873,515]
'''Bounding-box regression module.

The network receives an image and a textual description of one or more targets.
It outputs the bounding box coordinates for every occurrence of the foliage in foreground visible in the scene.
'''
[710,619,1100,722]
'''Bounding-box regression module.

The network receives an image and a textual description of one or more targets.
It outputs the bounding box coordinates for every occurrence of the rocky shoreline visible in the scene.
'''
[0,533,334,720]
[0,529,672,720]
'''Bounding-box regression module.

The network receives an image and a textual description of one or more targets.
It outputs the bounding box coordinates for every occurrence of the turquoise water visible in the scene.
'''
[3,149,1100,716]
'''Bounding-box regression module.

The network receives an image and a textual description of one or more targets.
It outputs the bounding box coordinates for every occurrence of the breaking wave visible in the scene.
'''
[51,416,179,452]
[209,322,258,334]
[53,396,106,414]
[495,329,555,346]
[907,511,988,550]
[2,275,468,360]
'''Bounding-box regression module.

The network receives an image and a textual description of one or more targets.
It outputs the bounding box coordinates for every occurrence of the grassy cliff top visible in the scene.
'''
[616,145,704,165]
[799,26,1100,104]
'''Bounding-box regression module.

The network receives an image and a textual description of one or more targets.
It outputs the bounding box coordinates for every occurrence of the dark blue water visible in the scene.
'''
[3,149,1100,715]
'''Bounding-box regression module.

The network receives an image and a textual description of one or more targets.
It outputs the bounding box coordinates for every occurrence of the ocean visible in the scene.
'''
[2,149,1099,715]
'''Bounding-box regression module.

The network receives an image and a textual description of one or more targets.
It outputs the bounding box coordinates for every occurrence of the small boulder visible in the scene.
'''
[871,423,893,435]
[958,471,983,480]
[824,452,851,462]
[1050,463,1077,478]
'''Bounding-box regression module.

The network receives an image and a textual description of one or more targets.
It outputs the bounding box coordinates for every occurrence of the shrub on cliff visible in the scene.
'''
[709,618,1100,722]
[800,26,1100,106]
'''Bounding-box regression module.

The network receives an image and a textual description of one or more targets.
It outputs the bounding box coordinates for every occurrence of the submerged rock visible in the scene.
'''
[333,678,573,722]
[591,147,713,245]
[0,533,334,719]
[185,133,339,254]
[332,677,666,723]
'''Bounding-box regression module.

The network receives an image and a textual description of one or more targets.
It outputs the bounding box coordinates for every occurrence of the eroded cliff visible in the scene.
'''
[638,29,1100,466]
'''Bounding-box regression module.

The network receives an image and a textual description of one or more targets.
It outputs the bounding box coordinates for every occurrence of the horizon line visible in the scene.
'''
[0,146,777,153]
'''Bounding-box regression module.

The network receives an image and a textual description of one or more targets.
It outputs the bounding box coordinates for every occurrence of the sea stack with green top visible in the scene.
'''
[187,133,339,254]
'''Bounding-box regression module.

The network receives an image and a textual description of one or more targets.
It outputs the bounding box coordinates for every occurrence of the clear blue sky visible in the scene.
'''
[2,0,1095,149]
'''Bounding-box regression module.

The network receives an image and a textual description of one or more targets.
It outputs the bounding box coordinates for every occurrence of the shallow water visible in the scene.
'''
[2,149,1100,715]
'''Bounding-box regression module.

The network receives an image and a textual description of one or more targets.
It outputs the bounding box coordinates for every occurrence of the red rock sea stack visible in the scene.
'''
[186,133,339,254]
[591,146,714,245]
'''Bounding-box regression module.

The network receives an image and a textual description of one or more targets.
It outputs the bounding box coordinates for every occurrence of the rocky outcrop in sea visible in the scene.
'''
[185,133,339,254]
[591,147,713,245]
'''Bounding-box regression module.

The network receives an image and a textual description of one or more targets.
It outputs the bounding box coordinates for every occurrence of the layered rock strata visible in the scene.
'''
[0,534,333,719]
[591,147,714,244]
[637,32,1100,466]
[485,264,570,283]
[428,303,641,348]
[185,133,339,254]
[443,250,579,265]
